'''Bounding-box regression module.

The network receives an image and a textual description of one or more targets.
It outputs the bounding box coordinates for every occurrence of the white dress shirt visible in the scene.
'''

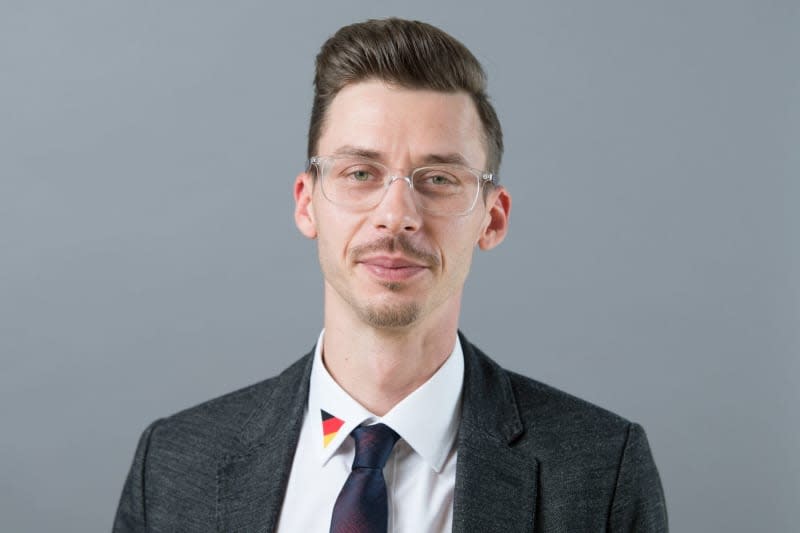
[276,330,464,533]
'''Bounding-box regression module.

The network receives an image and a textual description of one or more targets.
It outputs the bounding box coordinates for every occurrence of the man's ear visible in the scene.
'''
[477,186,511,250]
[294,172,317,239]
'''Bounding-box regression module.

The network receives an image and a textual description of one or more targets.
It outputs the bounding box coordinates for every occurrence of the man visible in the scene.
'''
[114,18,667,532]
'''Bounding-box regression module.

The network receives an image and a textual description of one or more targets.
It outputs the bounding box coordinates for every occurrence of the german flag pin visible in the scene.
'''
[321,409,345,448]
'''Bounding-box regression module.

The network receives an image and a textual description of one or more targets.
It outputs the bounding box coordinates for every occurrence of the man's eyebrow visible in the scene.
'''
[331,146,472,167]
[331,146,383,160]
[419,153,471,167]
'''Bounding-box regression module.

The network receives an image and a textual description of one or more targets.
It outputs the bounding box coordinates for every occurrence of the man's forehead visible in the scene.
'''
[317,81,487,168]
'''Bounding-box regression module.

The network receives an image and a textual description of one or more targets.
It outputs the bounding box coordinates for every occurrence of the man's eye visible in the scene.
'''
[420,172,458,186]
[351,170,372,181]
[429,174,453,185]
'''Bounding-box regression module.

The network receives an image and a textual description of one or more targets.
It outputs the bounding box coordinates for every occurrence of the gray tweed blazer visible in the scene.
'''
[113,333,667,532]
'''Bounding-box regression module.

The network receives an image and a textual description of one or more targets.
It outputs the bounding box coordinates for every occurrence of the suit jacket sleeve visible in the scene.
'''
[608,423,668,532]
[112,419,162,533]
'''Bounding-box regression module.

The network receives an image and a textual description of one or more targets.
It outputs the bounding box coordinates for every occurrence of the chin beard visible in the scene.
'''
[359,302,421,328]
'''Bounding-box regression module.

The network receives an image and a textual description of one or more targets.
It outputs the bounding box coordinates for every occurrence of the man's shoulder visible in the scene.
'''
[465,339,636,453]
[113,353,314,528]
[462,340,667,529]
[505,367,631,432]
[143,353,313,459]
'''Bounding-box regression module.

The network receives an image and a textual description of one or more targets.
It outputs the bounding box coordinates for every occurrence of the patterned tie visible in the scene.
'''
[330,423,400,533]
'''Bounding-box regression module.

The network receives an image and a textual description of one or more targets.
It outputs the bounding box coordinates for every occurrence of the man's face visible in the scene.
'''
[294,80,509,330]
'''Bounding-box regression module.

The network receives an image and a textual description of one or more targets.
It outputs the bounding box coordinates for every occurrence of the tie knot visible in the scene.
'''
[351,423,400,470]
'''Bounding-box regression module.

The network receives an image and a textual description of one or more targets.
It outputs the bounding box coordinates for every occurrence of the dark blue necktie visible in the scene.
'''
[330,423,400,533]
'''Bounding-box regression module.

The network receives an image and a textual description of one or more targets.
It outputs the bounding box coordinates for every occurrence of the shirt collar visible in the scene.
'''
[307,329,464,473]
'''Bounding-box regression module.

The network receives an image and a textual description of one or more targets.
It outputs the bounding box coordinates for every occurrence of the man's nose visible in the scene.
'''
[370,176,422,233]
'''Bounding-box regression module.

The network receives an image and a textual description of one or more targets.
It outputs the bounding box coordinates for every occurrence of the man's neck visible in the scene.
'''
[321,308,459,417]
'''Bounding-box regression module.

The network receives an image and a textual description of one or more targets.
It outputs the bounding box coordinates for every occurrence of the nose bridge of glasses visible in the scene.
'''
[386,174,414,189]
[375,172,423,219]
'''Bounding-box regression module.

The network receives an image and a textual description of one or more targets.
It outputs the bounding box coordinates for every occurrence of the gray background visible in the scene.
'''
[1,1,797,531]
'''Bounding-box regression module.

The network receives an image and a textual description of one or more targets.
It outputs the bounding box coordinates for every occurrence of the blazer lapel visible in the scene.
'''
[452,334,539,533]
[216,353,314,533]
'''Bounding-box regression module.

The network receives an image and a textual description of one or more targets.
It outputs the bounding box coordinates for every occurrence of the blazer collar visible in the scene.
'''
[216,351,314,533]
[452,332,539,533]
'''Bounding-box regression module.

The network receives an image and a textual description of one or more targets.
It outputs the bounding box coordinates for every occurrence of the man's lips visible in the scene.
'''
[358,256,427,268]
[357,256,428,281]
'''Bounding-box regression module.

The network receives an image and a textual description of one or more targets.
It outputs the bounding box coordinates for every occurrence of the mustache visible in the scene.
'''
[350,235,440,267]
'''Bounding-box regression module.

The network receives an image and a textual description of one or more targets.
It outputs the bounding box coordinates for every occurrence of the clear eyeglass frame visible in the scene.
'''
[307,155,498,217]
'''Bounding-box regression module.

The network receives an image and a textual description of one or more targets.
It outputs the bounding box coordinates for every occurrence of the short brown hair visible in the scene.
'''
[308,18,503,175]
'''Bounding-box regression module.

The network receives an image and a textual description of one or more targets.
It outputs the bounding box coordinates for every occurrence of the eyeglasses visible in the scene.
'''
[308,155,497,216]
